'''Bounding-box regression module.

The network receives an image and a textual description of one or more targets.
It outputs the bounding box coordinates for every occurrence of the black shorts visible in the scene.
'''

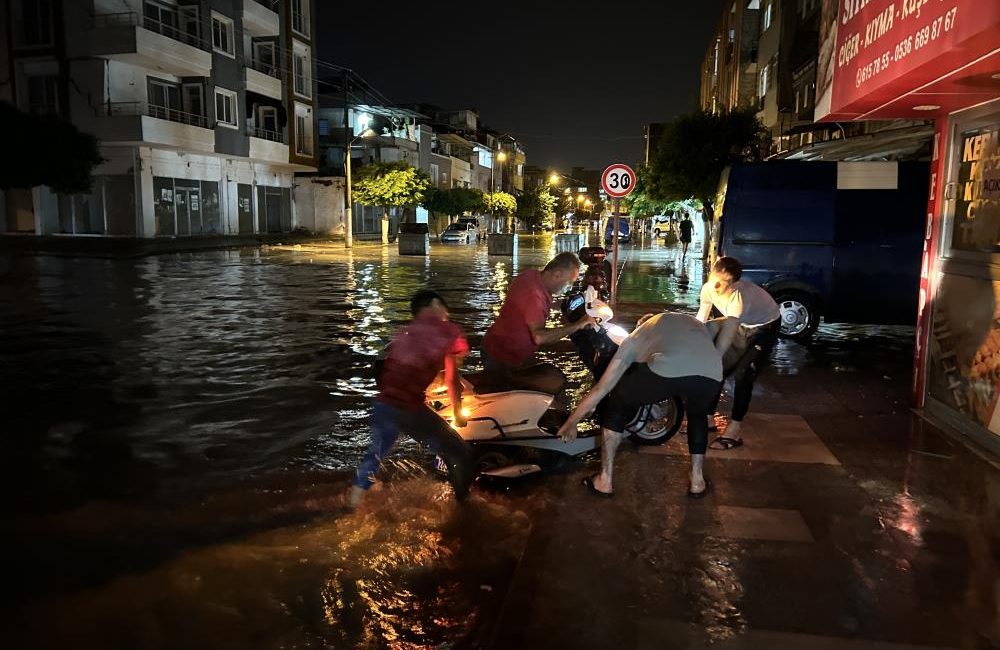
[598,363,721,432]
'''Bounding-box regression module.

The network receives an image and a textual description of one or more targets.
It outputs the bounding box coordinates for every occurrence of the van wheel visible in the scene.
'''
[773,290,819,340]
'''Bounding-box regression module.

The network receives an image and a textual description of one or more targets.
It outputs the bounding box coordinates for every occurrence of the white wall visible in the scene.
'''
[293,177,345,235]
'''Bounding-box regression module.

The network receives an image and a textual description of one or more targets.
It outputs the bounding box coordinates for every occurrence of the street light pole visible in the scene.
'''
[344,128,376,249]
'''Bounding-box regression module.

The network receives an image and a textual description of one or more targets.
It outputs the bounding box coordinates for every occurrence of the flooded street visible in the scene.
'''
[7,231,953,650]
[1,231,725,507]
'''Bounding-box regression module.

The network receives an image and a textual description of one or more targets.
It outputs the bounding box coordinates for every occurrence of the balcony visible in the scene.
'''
[93,102,215,153]
[249,127,289,164]
[246,60,283,100]
[244,0,279,36]
[92,13,211,78]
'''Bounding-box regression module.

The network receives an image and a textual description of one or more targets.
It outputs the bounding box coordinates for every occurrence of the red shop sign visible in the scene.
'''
[818,0,1000,121]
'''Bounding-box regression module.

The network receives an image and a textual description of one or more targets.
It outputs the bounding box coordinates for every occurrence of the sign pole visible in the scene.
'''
[600,163,635,308]
[611,198,619,306]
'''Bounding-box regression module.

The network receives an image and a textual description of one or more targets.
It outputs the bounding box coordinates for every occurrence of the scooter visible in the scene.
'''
[426,285,684,479]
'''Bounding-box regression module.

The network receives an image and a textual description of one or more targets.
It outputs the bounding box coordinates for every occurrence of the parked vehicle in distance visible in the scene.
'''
[604,216,631,244]
[455,217,482,239]
[652,215,672,238]
[711,161,930,340]
[440,222,478,244]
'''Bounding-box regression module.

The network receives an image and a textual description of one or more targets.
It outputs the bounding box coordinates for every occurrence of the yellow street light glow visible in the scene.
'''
[497,151,507,161]
[549,173,560,184]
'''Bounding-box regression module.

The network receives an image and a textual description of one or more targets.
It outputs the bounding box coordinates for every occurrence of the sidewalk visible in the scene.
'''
[489,330,1000,649]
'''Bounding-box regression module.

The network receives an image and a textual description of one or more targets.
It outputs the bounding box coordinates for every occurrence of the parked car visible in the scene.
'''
[440,222,478,244]
[604,216,631,244]
[711,161,930,340]
[652,215,672,238]
[455,217,484,240]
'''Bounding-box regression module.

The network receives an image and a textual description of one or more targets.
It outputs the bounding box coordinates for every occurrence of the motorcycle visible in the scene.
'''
[426,284,684,479]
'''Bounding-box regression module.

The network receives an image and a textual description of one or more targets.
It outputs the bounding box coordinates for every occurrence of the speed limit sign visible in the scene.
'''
[601,163,636,198]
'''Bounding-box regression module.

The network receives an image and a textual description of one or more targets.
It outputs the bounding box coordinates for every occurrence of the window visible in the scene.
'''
[144,1,178,39]
[149,78,180,114]
[430,164,440,186]
[258,106,278,136]
[14,0,54,47]
[478,148,493,168]
[758,61,771,99]
[291,0,310,36]
[211,12,234,57]
[294,103,313,156]
[293,44,311,97]
[215,88,238,128]
[26,74,58,114]
[762,0,774,32]
[182,83,203,117]
[253,40,277,75]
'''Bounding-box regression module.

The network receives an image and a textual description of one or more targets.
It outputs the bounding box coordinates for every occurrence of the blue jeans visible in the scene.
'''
[353,401,473,499]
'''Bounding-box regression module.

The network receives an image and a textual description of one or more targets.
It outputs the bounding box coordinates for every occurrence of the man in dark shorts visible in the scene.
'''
[558,312,724,498]
[679,215,694,256]
[349,290,474,509]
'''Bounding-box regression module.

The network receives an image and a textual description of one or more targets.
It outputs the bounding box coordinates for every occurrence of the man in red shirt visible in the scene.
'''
[480,252,595,393]
[349,290,473,508]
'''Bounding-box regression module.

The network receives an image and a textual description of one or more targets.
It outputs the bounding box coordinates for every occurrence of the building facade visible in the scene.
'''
[1,0,319,238]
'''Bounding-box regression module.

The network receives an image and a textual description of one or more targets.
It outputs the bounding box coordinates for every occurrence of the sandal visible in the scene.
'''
[709,436,744,451]
[688,478,712,499]
[582,474,613,498]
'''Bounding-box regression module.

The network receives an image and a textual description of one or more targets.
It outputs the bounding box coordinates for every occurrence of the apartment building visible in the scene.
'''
[0,0,318,238]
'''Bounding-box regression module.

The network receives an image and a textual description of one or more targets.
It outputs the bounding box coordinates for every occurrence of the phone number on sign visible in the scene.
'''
[855,5,959,88]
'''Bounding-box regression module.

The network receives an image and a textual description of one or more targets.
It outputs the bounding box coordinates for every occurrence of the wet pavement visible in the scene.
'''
[4,231,999,648]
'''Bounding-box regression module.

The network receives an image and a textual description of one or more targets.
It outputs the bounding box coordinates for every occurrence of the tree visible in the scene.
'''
[0,102,103,194]
[484,191,517,216]
[646,108,768,257]
[421,186,484,220]
[515,185,558,229]
[352,161,430,221]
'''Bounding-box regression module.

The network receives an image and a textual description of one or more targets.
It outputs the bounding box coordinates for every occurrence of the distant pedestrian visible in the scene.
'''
[695,256,780,450]
[348,290,474,508]
[679,216,694,256]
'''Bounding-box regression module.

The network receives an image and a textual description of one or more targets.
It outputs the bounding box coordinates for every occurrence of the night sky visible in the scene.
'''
[316,1,726,171]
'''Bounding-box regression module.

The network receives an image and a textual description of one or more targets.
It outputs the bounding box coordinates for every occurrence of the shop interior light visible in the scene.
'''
[912,105,941,111]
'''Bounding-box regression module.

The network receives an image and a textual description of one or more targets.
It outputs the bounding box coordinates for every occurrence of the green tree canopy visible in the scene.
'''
[352,161,430,216]
[646,108,767,219]
[516,185,557,228]
[484,191,517,216]
[0,102,103,194]
[421,186,484,217]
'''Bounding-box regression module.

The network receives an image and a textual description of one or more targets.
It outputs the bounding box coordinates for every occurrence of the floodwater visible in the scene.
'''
[3,230,917,648]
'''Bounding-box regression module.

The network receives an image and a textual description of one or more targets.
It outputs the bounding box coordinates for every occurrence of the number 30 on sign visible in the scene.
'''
[601,163,636,199]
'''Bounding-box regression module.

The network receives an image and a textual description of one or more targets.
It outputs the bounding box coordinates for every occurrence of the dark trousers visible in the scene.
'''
[717,321,780,422]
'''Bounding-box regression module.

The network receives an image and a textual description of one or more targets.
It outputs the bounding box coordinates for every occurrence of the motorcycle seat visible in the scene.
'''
[463,365,567,395]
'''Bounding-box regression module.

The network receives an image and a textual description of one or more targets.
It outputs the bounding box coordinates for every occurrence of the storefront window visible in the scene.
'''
[201,181,220,234]
[948,126,1000,254]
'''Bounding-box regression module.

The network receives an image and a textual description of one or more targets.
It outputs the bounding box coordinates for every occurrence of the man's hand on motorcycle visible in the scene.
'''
[453,412,467,428]
[558,421,579,442]
[576,315,599,331]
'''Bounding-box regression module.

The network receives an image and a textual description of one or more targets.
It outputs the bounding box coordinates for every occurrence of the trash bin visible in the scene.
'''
[398,222,429,255]
[488,233,517,256]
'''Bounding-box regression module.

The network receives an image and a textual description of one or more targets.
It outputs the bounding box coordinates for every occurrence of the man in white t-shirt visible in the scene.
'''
[696,256,781,450]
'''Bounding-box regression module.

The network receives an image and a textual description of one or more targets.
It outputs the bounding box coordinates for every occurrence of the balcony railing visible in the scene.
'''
[254,0,280,11]
[250,127,285,143]
[101,101,208,128]
[94,12,204,49]
[248,58,284,80]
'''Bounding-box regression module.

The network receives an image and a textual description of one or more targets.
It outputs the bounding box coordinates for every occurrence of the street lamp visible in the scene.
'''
[344,127,376,249]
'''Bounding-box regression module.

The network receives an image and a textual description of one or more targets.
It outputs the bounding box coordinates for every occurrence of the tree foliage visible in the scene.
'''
[484,191,517,216]
[421,186,484,217]
[516,185,557,228]
[352,161,430,214]
[0,102,103,194]
[646,108,768,217]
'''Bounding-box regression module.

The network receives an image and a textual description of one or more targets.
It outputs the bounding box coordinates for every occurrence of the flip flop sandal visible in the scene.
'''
[688,478,712,499]
[582,474,613,498]
[709,436,744,451]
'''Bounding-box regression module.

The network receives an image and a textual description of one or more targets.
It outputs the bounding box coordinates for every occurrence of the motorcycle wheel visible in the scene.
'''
[628,396,685,446]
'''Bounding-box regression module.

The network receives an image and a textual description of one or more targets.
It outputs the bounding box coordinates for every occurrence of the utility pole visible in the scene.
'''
[343,70,353,248]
